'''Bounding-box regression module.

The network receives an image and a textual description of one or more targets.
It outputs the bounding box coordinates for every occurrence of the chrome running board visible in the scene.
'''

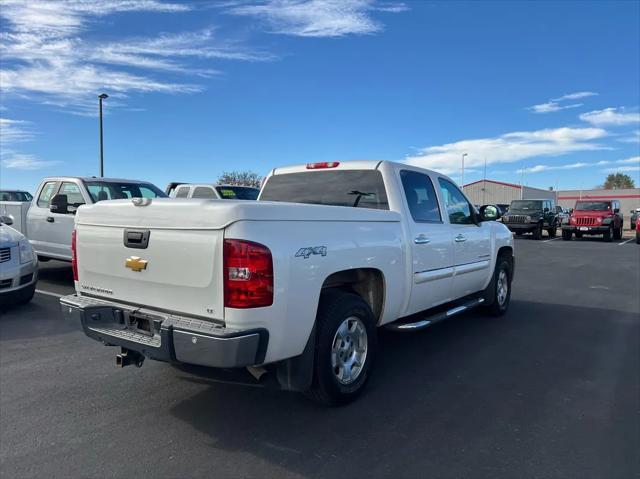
[386,297,485,332]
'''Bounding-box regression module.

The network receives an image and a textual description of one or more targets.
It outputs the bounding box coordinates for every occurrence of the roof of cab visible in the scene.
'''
[41,176,156,183]
[271,160,441,177]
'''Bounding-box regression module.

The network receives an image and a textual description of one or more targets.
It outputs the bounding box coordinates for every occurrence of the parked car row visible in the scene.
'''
[500,197,631,243]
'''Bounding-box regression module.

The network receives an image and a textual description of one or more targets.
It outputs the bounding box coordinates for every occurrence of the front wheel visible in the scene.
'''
[547,226,557,238]
[483,256,512,316]
[613,225,622,240]
[603,226,612,242]
[304,291,377,406]
[562,229,572,241]
[532,223,543,240]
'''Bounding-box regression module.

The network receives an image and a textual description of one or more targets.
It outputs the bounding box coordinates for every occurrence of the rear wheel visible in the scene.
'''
[532,222,543,240]
[304,291,377,406]
[483,255,512,316]
[562,229,572,241]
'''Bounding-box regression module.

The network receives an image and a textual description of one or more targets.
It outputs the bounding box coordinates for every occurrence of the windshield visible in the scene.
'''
[260,170,389,210]
[575,201,611,211]
[0,191,33,202]
[215,186,260,200]
[510,200,542,210]
[84,181,167,202]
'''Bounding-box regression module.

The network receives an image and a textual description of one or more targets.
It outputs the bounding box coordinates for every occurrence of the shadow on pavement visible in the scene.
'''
[168,300,639,478]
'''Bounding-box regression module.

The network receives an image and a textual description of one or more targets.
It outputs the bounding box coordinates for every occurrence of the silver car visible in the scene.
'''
[0,215,38,305]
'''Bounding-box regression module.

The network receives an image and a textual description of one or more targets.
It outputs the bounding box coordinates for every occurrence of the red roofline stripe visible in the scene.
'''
[558,194,640,200]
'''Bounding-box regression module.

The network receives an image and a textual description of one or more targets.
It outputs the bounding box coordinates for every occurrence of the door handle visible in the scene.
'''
[414,234,431,244]
[46,217,54,223]
[455,234,467,242]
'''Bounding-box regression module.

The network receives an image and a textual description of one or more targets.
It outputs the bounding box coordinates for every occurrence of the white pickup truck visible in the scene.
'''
[61,161,514,405]
[0,177,167,261]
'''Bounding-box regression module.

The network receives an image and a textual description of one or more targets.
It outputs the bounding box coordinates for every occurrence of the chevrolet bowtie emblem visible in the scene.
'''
[125,256,148,272]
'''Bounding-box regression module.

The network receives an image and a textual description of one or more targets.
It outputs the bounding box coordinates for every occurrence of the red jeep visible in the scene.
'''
[562,199,624,242]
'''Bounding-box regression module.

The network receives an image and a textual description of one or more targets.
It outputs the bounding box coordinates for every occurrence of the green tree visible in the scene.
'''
[217,171,262,188]
[602,173,636,189]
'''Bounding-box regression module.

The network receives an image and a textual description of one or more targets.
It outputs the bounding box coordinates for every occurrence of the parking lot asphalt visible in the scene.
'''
[1,237,639,478]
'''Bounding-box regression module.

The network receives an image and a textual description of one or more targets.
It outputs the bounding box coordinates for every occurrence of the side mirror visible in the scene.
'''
[0,215,13,226]
[479,204,501,221]
[543,207,550,213]
[50,194,69,214]
[614,208,620,213]
[569,208,574,214]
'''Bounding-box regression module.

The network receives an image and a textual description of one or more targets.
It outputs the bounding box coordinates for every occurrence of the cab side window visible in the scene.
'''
[191,187,216,199]
[400,170,441,223]
[175,186,190,198]
[58,182,85,212]
[37,182,57,208]
[438,178,474,225]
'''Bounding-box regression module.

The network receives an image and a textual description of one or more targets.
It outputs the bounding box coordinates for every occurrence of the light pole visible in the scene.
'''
[98,93,108,177]
[461,153,468,188]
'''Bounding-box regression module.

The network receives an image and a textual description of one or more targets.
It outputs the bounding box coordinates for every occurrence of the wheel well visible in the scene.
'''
[321,268,385,323]
[497,246,513,261]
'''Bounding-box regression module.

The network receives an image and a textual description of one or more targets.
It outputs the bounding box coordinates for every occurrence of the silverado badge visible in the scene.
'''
[125,256,148,272]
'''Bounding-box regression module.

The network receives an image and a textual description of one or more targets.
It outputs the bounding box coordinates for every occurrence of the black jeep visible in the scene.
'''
[502,199,559,240]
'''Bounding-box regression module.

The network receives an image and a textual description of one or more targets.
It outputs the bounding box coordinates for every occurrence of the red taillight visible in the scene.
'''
[71,229,78,281]
[223,239,273,309]
[306,162,340,169]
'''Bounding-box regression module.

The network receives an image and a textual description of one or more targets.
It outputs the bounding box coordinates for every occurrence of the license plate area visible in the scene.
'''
[579,226,589,231]
[127,313,156,337]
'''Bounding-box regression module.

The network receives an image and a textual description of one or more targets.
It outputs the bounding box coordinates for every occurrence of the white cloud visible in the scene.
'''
[551,91,598,101]
[528,91,597,114]
[529,102,582,114]
[605,165,640,173]
[0,117,59,171]
[1,154,61,171]
[618,130,640,144]
[0,118,34,145]
[227,0,406,37]
[516,162,590,174]
[405,127,609,175]
[580,107,640,126]
[0,1,270,113]
[516,156,639,174]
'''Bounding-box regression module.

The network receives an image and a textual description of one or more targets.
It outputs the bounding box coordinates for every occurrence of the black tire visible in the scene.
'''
[575,231,583,239]
[603,226,612,242]
[16,284,36,304]
[304,290,377,406]
[613,225,622,240]
[636,233,640,244]
[532,222,543,240]
[631,222,636,230]
[562,229,572,241]
[482,255,512,316]
[547,226,557,238]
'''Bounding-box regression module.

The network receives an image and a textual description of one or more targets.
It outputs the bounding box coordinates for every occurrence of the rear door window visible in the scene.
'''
[400,170,441,223]
[260,170,389,210]
[37,182,57,208]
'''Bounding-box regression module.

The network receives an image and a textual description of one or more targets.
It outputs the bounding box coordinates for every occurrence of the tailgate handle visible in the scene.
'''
[124,229,150,249]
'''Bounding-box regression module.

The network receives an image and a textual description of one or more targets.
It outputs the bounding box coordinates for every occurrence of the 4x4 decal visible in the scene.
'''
[295,246,327,259]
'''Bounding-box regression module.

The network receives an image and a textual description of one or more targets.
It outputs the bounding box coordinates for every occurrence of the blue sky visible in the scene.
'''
[1,0,639,193]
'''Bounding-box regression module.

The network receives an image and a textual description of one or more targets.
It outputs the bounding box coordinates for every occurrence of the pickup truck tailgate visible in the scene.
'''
[74,200,224,320]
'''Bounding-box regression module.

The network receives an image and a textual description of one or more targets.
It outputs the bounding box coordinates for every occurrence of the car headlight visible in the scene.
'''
[596,217,602,223]
[19,238,34,264]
